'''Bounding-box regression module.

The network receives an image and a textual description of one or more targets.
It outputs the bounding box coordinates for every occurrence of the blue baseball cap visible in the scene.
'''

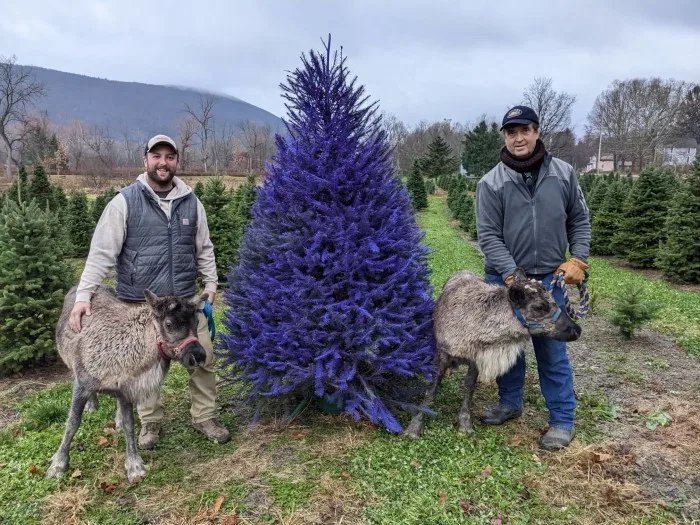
[501,105,539,130]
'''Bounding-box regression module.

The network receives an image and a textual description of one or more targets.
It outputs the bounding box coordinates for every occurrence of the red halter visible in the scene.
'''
[157,335,199,361]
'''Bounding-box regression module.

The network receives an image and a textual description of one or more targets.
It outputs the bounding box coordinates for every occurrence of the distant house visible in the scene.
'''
[660,138,697,167]
[585,155,633,173]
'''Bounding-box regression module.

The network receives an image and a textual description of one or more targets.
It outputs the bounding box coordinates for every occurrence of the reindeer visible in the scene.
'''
[46,285,208,483]
[405,270,581,438]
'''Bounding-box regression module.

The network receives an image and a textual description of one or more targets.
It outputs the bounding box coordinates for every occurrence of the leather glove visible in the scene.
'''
[504,268,528,286]
[555,257,589,285]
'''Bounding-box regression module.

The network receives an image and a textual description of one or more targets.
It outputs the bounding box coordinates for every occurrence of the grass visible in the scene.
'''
[586,259,700,357]
[0,195,682,524]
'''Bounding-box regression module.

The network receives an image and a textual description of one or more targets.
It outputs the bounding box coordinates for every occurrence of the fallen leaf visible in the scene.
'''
[103,427,118,435]
[438,491,447,507]
[491,518,503,525]
[507,435,522,447]
[409,460,420,469]
[95,436,110,447]
[532,454,542,463]
[213,495,224,514]
[28,464,40,475]
[340,472,352,480]
[71,468,82,478]
[479,466,493,479]
[290,433,306,440]
[594,452,612,463]
[459,500,471,515]
[106,421,116,429]
[112,435,119,447]
[100,481,116,493]
[221,514,239,525]
[521,488,531,500]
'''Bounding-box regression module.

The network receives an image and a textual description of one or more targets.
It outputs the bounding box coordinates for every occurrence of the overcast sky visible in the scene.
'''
[2,0,699,135]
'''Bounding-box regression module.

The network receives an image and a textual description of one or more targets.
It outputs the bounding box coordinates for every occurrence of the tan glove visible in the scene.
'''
[555,257,589,285]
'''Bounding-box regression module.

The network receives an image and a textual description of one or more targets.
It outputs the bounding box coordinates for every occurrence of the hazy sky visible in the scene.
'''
[2,0,699,134]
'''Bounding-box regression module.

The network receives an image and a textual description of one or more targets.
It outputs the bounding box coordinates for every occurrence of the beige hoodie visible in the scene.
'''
[75,173,218,302]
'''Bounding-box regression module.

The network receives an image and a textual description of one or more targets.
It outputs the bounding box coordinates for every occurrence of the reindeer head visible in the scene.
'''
[506,276,581,342]
[144,290,209,370]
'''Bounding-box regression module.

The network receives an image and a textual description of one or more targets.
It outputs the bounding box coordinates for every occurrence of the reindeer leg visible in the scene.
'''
[83,393,99,413]
[46,382,92,478]
[457,360,479,434]
[118,396,147,483]
[404,355,450,439]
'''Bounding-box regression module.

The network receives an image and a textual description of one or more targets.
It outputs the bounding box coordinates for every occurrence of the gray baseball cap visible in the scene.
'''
[144,134,178,155]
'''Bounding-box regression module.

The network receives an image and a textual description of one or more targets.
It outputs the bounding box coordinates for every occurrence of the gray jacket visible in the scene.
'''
[475,155,590,280]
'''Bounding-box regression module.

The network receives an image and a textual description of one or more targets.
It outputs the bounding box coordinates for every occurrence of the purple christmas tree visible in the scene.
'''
[219,37,435,433]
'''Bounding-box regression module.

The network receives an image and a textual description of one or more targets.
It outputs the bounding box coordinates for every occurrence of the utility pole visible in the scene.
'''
[596,130,603,174]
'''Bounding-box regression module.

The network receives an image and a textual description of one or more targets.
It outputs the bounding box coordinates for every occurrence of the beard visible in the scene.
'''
[147,166,176,187]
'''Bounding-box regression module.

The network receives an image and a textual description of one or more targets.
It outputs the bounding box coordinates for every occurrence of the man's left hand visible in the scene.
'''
[206,291,216,304]
[556,258,589,285]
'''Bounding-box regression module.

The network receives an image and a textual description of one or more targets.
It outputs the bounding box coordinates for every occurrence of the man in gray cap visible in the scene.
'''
[475,106,591,450]
[69,134,230,448]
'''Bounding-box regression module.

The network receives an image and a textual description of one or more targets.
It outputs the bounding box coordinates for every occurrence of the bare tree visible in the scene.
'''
[184,95,216,172]
[520,77,576,156]
[61,121,87,172]
[589,78,687,170]
[0,55,45,177]
[81,123,117,169]
[177,116,199,171]
[676,85,700,145]
[237,119,275,174]
[381,112,408,171]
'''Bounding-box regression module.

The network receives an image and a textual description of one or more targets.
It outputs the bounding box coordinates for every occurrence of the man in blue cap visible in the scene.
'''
[475,106,591,450]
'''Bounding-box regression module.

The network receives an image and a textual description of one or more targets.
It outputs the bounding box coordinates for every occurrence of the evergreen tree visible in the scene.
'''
[220,38,435,433]
[610,282,661,339]
[0,199,74,374]
[590,181,627,256]
[406,160,428,210]
[611,167,673,268]
[458,193,477,239]
[657,157,700,283]
[92,187,118,223]
[200,176,236,281]
[5,165,29,204]
[194,180,205,198]
[66,191,94,258]
[461,120,502,178]
[227,175,258,269]
[29,165,54,210]
[586,176,609,220]
[424,178,436,195]
[422,136,459,179]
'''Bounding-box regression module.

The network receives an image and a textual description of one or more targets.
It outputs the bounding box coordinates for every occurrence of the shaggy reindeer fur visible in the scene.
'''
[405,270,581,438]
[47,285,207,483]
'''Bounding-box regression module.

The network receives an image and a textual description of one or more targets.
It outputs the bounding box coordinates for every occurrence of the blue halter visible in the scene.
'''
[513,305,561,330]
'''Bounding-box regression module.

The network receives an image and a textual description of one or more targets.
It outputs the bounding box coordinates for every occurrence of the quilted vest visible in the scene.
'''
[116,182,198,301]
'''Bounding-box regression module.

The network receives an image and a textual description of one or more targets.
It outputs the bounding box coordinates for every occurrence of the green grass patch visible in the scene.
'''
[587,259,700,357]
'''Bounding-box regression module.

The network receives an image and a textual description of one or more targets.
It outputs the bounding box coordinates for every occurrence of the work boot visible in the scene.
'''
[540,426,575,451]
[192,419,231,444]
[480,404,522,426]
[138,422,161,450]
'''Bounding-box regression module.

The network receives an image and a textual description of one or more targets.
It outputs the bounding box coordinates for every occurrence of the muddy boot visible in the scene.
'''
[480,404,522,425]
[540,426,575,451]
[138,422,161,450]
[192,419,231,444]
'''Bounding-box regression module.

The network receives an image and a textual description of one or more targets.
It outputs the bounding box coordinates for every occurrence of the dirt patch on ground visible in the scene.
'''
[567,315,700,519]
[0,358,71,429]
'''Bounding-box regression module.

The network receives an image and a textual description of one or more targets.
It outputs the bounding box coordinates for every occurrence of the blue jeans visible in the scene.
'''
[484,273,576,430]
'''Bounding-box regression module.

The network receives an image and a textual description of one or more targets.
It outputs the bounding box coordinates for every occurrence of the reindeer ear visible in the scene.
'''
[507,283,528,309]
[144,289,159,308]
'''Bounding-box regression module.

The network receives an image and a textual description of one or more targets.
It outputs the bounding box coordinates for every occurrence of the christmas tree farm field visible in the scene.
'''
[1,196,688,525]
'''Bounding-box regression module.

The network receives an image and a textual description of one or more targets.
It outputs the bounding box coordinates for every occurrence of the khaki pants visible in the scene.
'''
[137,312,218,424]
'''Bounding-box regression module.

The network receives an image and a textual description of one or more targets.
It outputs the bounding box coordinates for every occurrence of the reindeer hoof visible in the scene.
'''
[46,455,68,479]
[125,455,147,483]
[403,419,424,439]
[457,423,475,434]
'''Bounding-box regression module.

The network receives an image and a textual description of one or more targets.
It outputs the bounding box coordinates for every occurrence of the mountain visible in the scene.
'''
[21,66,284,138]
